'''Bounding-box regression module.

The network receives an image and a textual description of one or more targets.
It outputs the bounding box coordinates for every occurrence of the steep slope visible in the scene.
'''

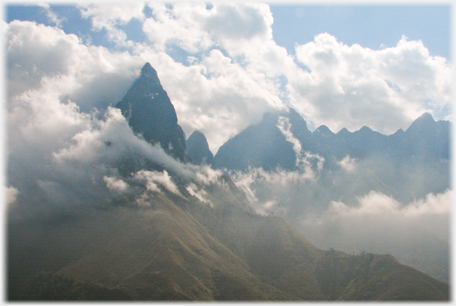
[213,108,311,171]
[404,112,450,160]
[12,185,301,301]
[116,63,188,161]
[189,205,326,299]
[15,184,449,301]
[54,195,294,300]
[211,109,450,284]
[315,250,448,300]
[189,196,449,301]
[186,130,214,165]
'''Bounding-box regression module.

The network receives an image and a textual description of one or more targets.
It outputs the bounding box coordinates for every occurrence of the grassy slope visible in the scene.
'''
[17,182,450,301]
[317,251,450,300]
[56,192,295,300]
[190,196,450,301]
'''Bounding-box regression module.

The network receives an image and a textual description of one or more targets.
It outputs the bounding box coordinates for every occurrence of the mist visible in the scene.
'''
[228,150,450,282]
[7,97,230,294]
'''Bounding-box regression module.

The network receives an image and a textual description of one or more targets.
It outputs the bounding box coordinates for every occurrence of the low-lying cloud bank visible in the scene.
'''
[301,189,451,245]
[7,100,224,221]
[298,188,451,282]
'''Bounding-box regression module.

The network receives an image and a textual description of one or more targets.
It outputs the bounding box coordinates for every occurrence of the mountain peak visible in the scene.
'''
[337,127,351,137]
[359,126,373,133]
[413,112,435,125]
[315,125,334,134]
[391,128,405,136]
[314,125,334,137]
[186,130,214,165]
[406,112,436,134]
[418,112,434,121]
[140,62,158,80]
[116,63,188,161]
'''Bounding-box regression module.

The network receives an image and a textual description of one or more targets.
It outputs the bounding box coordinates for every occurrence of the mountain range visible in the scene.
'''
[8,63,450,301]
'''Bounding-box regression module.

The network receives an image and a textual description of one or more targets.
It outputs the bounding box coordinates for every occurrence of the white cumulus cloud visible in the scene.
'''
[337,155,357,172]
[80,2,145,47]
[300,189,451,248]
[103,176,130,193]
[135,170,180,195]
[289,33,451,134]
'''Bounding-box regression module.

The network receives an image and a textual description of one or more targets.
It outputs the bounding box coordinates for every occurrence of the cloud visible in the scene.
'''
[69,3,451,151]
[142,2,213,53]
[186,183,211,206]
[80,2,145,47]
[276,115,325,173]
[337,155,357,172]
[5,186,19,207]
[300,189,451,247]
[81,3,145,29]
[7,20,143,113]
[7,20,80,97]
[6,5,452,221]
[141,2,273,55]
[277,116,302,166]
[143,48,287,152]
[6,4,451,285]
[7,98,224,220]
[204,3,270,40]
[135,170,180,195]
[231,164,321,217]
[36,3,65,28]
[6,58,225,218]
[289,33,451,134]
[103,176,130,193]
[292,188,451,282]
[79,2,291,151]
[194,164,223,186]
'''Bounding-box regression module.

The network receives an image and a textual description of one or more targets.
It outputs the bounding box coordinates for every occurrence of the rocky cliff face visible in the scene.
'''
[186,130,214,165]
[213,110,450,172]
[116,63,188,162]
[212,110,301,171]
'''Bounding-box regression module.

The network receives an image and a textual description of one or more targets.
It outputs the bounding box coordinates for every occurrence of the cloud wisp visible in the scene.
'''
[301,189,451,243]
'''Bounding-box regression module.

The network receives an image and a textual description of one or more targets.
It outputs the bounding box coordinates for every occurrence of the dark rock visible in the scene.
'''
[213,109,299,171]
[186,130,214,165]
[116,63,188,162]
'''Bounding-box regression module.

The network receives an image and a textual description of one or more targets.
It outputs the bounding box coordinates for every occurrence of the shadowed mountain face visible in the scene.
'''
[214,110,450,172]
[116,63,188,162]
[186,130,214,165]
[213,109,450,206]
[213,110,305,171]
[404,112,450,160]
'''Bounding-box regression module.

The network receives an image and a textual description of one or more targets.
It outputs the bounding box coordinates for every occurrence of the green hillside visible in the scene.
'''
[12,179,449,301]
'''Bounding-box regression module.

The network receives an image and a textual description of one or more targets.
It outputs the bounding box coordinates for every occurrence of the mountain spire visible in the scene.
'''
[116,63,188,161]
[186,130,214,165]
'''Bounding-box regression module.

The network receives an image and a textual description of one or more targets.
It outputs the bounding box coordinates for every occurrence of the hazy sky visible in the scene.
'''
[5,2,452,153]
